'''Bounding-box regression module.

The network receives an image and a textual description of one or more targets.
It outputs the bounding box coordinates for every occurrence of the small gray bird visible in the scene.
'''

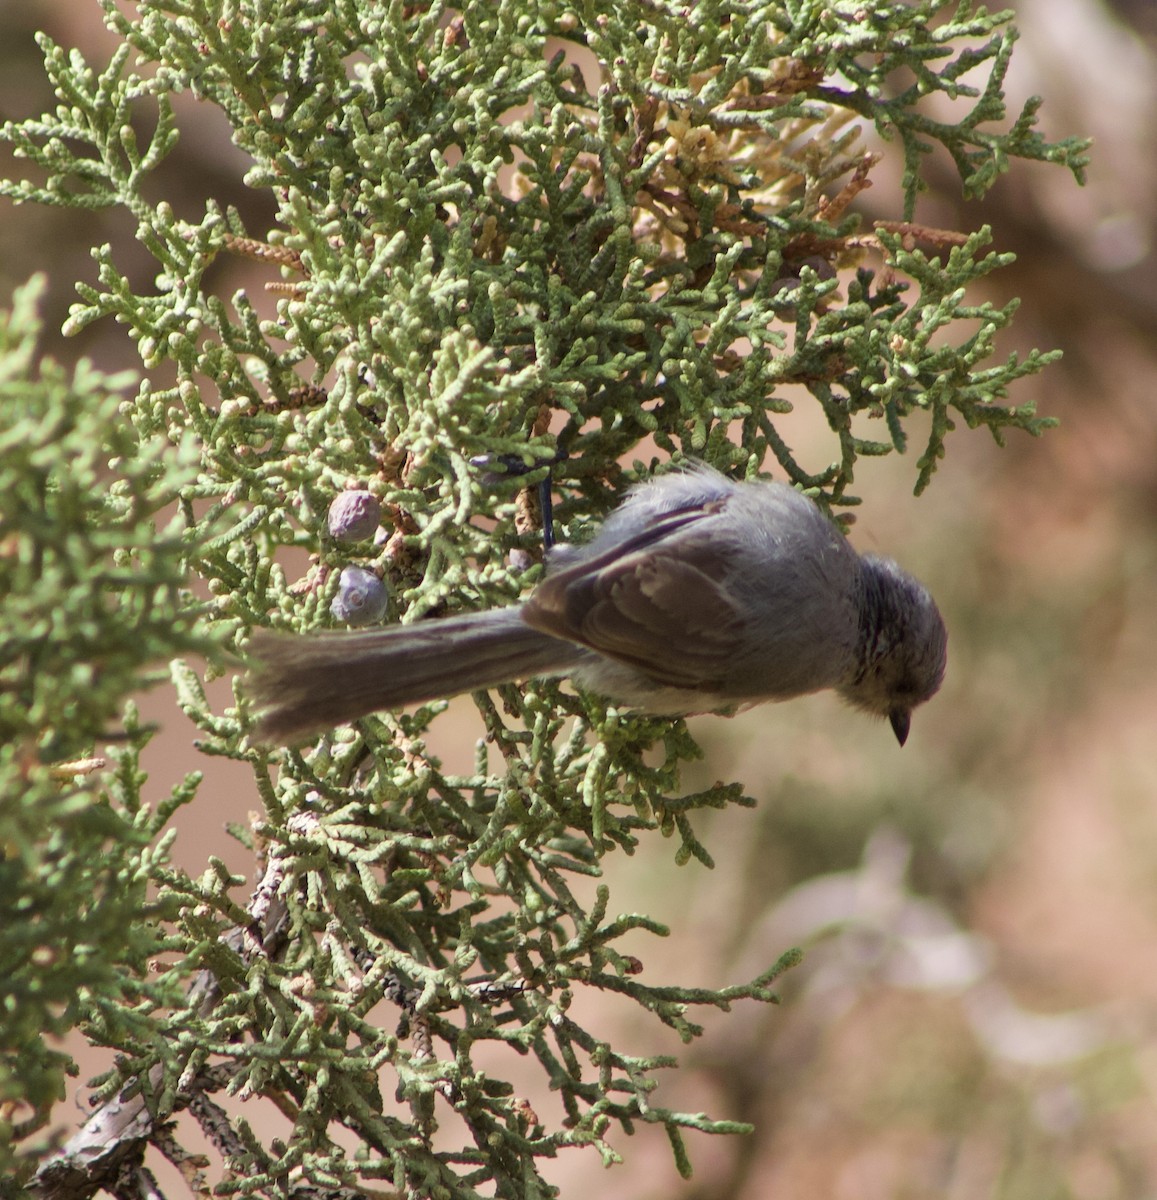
[249,465,947,745]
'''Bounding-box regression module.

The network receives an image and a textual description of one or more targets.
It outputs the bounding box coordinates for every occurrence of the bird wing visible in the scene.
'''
[523,500,746,690]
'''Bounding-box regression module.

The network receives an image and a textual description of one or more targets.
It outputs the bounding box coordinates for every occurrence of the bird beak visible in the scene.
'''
[889,709,911,746]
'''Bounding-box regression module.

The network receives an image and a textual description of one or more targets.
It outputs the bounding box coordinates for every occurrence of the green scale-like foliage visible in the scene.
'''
[0,2,1087,1196]
[0,279,209,1179]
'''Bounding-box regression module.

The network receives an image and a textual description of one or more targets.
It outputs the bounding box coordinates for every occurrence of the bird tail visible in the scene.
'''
[247,608,581,744]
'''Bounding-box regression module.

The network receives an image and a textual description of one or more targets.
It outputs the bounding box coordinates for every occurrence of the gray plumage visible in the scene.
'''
[249,466,946,745]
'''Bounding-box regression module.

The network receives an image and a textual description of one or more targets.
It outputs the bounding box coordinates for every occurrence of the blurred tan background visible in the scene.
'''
[6,3,1157,1197]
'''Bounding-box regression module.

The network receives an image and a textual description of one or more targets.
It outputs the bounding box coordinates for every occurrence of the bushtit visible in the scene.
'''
[249,465,946,745]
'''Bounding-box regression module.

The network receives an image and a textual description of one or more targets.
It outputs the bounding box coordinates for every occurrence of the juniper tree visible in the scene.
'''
[0,3,1087,1197]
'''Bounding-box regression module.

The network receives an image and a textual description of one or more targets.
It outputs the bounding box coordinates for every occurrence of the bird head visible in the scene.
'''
[839,556,947,746]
